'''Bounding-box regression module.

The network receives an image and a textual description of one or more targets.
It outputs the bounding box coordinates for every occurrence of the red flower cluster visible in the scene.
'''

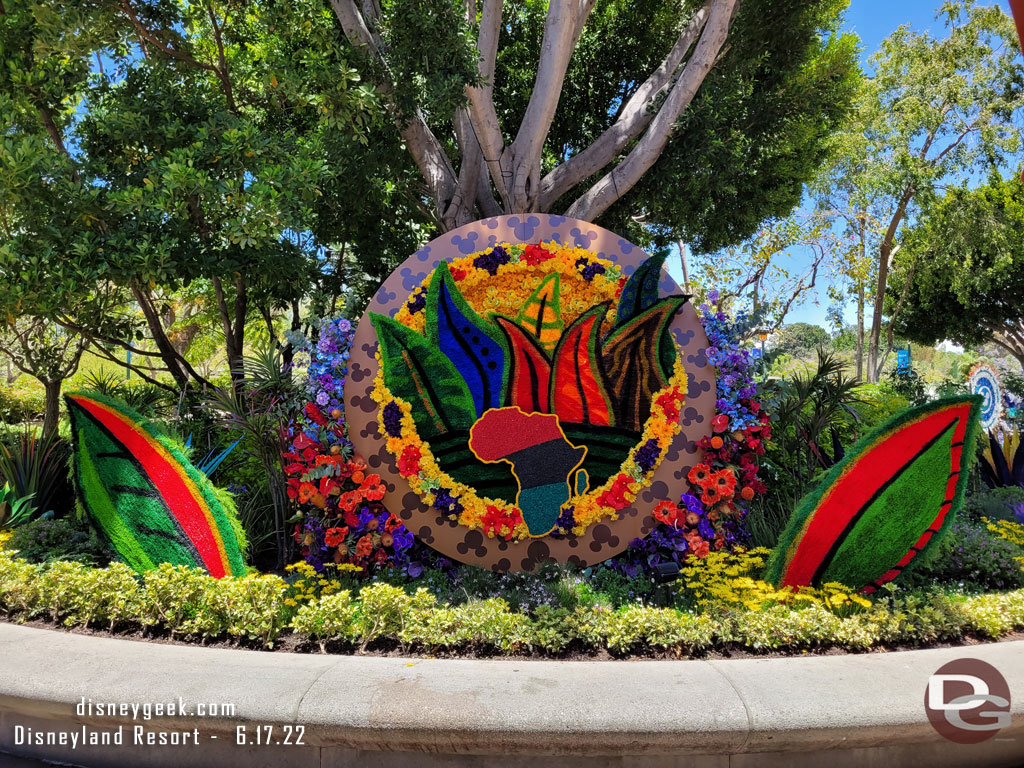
[522,243,554,266]
[398,444,422,476]
[480,504,524,540]
[597,473,633,510]
[654,386,686,422]
[687,463,736,506]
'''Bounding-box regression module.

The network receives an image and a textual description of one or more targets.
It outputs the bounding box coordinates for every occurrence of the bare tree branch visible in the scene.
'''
[565,0,738,221]
[506,0,597,211]
[464,0,510,207]
[539,0,712,210]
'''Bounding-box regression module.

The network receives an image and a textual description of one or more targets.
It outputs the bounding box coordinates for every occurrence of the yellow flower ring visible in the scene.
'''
[344,216,717,571]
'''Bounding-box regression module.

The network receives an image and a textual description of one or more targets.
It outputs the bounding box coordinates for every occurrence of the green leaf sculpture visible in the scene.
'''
[515,273,563,353]
[66,392,248,578]
[766,396,981,593]
[370,312,477,439]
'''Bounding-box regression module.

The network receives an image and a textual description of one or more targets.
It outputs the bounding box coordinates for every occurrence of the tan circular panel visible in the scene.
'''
[344,215,716,571]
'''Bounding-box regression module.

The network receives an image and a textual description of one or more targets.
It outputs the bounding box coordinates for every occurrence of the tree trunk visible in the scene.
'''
[855,282,865,381]
[131,285,190,389]
[41,380,62,439]
[867,186,914,383]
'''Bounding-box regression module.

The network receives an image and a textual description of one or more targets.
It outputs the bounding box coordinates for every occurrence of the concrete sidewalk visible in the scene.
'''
[0,622,1022,767]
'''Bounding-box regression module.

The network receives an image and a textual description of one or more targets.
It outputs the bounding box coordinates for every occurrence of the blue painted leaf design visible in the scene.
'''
[426,262,508,416]
[614,252,668,328]
[370,313,477,438]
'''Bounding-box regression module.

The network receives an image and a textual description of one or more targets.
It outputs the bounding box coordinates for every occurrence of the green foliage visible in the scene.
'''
[5,540,1024,654]
[0,427,72,519]
[912,519,1024,592]
[891,175,1024,366]
[880,367,927,406]
[0,385,45,425]
[961,487,1024,522]
[7,516,113,566]
[0,483,35,527]
[772,323,831,360]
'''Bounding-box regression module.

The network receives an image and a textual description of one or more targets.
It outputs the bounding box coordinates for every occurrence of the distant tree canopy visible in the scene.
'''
[772,322,831,359]
[890,175,1024,371]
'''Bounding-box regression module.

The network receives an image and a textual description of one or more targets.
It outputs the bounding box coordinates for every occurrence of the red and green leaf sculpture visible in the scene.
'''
[515,273,563,353]
[766,396,981,593]
[66,392,248,579]
[495,315,551,414]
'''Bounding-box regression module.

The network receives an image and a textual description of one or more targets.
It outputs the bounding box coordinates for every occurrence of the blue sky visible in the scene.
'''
[664,0,1017,330]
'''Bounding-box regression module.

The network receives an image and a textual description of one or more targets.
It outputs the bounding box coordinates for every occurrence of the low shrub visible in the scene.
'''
[0,385,45,425]
[961,487,1024,522]
[3,538,1024,656]
[912,520,1024,591]
[8,516,113,566]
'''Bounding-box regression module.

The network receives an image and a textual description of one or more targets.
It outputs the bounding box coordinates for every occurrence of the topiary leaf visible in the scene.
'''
[370,312,477,439]
[549,303,614,426]
[494,315,552,413]
[766,396,982,593]
[66,392,248,578]
[515,273,563,353]
[614,252,668,328]
[426,262,508,415]
[601,296,688,432]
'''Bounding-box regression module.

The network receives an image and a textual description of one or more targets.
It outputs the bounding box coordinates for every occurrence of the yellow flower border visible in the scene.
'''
[371,241,689,541]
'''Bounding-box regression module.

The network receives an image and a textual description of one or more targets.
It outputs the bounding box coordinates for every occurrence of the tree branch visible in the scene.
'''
[329,0,458,219]
[464,0,511,208]
[506,0,597,211]
[539,0,712,210]
[565,0,738,221]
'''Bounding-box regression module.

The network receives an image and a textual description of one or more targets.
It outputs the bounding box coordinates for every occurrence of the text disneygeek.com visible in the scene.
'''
[10,697,306,749]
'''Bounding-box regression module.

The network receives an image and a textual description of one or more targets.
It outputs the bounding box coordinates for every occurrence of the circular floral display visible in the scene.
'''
[368,239,689,542]
[969,363,1003,432]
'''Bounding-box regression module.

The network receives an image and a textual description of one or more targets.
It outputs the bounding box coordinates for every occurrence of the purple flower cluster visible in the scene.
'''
[473,246,510,275]
[382,401,403,438]
[550,505,576,538]
[406,287,427,314]
[432,487,464,516]
[574,256,606,282]
[699,291,759,432]
[634,439,661,473]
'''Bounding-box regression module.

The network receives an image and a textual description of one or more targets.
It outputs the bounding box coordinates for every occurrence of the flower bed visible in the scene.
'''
[4,531,1024,657]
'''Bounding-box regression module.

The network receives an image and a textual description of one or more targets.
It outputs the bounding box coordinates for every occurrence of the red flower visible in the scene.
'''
[687,464,712,487]
[339,490,362,513]
[522,244,552,266]
[711,414,730,433]
[398,445,421,476]
[385,514,403,533]
[292,432,316,451]
[655,387,685,422]
[304,403,328,426]
[711,470,736,498]
[598,473,633,510]
[480,505,523,540]
[355,534,373,558]
[360,473,386,501]
[451,266,467,281]
[700,485,722,506]
[325,527,349,548]
[690,540,710,558]
[653,500,680,526]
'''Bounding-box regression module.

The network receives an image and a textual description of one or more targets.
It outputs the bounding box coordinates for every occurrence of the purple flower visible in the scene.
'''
[407,288,427,314]
[382,401,403,437]
[634,439,661,472]
[472,246,510,275]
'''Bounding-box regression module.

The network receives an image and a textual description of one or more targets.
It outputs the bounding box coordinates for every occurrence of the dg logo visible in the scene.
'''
[925,658,1012,744]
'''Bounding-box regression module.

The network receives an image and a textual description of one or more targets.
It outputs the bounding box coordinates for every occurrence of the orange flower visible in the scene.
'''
[325,527,349,548]
[360,473,386,501]
[711,470,736,498]
[355,534,373,557]
[653,500,680,526]
[741,485,755,501]
[710,436,724,449]
[297,482,316,504]
[700,485,722,506]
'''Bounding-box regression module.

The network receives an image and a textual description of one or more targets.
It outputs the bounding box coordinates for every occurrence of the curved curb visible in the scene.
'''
[1,623,1023,767]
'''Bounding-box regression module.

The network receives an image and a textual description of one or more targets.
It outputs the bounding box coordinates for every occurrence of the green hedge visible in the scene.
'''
[3,544,1024,655]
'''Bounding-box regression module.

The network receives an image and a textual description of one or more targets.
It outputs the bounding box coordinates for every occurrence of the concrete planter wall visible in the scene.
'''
[1,623,1022,767]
